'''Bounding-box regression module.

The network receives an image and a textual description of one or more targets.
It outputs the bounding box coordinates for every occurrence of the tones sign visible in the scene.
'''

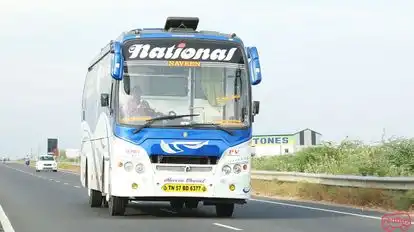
[251,135,295,146]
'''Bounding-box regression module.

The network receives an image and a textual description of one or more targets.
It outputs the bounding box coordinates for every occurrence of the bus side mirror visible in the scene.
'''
[100,93,109,107]
[246,46,262,85]
[252,101,260,115]
[111,41,123,80]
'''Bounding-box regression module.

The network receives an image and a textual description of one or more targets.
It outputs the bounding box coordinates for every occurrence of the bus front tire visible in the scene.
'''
[215,203,234,218]
[89,189,103,208]
[108,196,127,216]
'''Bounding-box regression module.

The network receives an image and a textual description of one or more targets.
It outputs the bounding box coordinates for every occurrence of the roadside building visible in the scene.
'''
[251,128,322,157]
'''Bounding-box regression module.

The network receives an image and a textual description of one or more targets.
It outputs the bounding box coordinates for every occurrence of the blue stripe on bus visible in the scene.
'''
[113,125,251,157]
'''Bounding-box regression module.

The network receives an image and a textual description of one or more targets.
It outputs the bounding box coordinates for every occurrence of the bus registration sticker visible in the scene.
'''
[162,184,207,192]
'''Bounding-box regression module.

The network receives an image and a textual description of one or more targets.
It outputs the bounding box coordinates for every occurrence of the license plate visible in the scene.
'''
[161,184,207,192]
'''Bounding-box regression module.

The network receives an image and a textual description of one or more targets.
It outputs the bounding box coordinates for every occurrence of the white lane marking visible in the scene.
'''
[213,223,243,231]
[160,208,177,214]
[250,199,382,220]
[4,166,35,176]
[5,163,78,176]
[4,165,83,190]
[0,204,16,232]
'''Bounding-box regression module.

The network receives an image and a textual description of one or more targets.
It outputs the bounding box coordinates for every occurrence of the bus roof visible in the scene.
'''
[116,28,242,43]
[116,17,242,43]
[88,17,245,69]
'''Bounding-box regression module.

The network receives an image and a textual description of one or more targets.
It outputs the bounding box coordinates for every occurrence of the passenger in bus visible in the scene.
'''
[120,86,163,118]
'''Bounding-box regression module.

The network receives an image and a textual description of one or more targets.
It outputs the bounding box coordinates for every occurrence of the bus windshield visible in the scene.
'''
[117,61,250,128]
[117,38,250,129]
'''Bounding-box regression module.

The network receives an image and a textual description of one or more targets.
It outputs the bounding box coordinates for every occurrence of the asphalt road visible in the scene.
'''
[0,162,387,232]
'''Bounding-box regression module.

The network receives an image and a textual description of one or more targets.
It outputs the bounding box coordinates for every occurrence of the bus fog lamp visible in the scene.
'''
[233,164,241,174]
[229,184,235,191]
[222,165,231,175]
[135,163,145,173]
[132,183,138,189]
[124,162,133,172]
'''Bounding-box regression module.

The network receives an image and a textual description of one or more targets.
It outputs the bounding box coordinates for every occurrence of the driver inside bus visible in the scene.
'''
[120,86,163,119]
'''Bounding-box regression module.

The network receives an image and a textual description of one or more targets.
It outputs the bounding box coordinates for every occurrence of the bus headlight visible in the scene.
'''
[233,164,241,174]
[135,163,145,174]
[222,165,231,175]
[124,162,133,172]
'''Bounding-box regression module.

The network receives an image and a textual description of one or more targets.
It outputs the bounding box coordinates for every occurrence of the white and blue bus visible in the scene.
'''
[80,17,262,217]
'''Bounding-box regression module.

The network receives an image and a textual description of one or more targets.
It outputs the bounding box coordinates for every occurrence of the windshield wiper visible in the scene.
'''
[132,114,199,134]
[186,123,234,135]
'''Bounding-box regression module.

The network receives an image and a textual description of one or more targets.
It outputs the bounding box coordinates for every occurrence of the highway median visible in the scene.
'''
[57,162,80,173]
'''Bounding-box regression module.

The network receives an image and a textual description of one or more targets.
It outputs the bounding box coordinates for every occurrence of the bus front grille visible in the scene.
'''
[155,165,213,172]
[150,155,218,165]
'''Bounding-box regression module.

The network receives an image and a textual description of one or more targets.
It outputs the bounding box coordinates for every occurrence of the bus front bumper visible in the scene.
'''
[109,172,251,201]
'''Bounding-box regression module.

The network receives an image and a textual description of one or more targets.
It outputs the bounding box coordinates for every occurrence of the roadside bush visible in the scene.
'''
[252,138,414,176]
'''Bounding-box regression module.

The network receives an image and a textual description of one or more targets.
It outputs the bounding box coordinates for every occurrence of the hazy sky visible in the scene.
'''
[1,0,413,157]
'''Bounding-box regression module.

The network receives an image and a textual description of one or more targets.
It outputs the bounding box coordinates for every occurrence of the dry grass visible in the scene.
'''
[58,163,80,173]
[252,139,414,177]
[252,179,414,211]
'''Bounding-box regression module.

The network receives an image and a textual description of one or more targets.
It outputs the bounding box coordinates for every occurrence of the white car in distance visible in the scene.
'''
[36,155,58,172]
